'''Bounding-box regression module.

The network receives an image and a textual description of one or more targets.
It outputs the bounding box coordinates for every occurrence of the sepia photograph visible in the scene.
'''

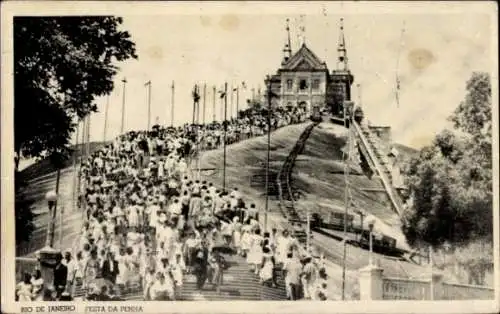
[1,1,498,313]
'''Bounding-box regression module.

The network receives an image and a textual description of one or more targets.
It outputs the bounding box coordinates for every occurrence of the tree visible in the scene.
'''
[450,72,492,140]
[14,16,138,169]
[14,16,137,244]
[402,72,492,249]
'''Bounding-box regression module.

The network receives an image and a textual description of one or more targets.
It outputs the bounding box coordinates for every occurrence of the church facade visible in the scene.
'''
[265,19,354,116]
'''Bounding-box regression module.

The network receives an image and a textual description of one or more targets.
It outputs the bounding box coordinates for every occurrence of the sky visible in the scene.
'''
[62,8,492,149]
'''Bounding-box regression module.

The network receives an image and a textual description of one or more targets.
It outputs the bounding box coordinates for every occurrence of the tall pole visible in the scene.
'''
[203,83,207,124]
[103,95,109,142]
[145,80,152,131]
[236,87,240,119]
[86,114,91,156]
[46,168,61,248]
[212,86,216,123]
[73,121,80,208]
[196,85,201,179]
[120,78,127,135]
[192,84,197,125]
[230,85,234,119]
[223,82,228,192]
[58,197,63,249]
[341,101,351,301]
[264,76,271,232]
[171,81,175,127]
[81,117,86,156]
[220,90,224,122]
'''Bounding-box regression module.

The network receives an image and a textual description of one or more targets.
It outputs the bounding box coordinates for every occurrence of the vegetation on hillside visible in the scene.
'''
[14,16,137,243]
[401,72,492,250]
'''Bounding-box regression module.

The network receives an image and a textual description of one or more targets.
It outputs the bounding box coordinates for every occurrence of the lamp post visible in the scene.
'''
[39,190,61,290]
[366,216,376,266]
[45,190,58,248]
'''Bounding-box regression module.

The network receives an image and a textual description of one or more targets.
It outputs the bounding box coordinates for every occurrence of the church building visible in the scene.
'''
[266,18,355,116]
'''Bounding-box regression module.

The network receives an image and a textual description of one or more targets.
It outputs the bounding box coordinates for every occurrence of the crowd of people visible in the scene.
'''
[17,107,329,302]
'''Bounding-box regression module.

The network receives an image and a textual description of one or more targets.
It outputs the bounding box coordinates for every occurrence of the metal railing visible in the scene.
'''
[381,276,495,300]
[352,121,404,216]
[382,277,430,300]
[441,282,495,300]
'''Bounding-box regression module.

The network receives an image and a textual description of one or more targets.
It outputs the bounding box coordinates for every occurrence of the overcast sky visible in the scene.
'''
[11,2,489,149]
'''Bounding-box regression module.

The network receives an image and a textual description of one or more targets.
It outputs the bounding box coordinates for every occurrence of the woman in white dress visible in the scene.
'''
[115,248,129,295]
[247,229,264,275]
[16,273,32,301]
[240,225,252,258]
[259,244,275,285]
[232,217,242,254]
[127,202,139,232]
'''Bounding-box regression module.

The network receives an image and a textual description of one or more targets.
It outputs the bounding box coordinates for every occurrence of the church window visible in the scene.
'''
[286,79,293,90]
[312,79,320,90]
[299,79,308,91]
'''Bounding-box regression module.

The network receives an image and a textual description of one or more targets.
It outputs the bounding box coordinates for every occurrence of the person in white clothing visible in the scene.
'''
[149,272,174,300]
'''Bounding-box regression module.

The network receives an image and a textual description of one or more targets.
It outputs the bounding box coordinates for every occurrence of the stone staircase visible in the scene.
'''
[69,253,288,301]
[179,254,287,300]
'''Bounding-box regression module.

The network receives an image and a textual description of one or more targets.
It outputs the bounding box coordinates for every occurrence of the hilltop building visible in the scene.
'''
[264,18,354,115]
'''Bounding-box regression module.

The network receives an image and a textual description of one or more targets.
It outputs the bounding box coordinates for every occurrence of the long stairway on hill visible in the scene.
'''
[180,254,287,301]
[351,121,405,216]
[70,253,288,301]
[277,122,320,242]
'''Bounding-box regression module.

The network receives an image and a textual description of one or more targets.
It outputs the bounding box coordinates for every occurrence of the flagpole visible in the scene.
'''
[192,84,197,125]
[223,82,228,192]
[203,83,207,125]
[220,87,224,122]
[120,78,127,135]
[103,95,109,142]
[197,85,201,179]
[72,120,80,216]
[146,80,152,131]
[230,84,234,119]
[212,86,216,123]
[236,86,240,119]
[86,114,91,156]
[171,81,175,127]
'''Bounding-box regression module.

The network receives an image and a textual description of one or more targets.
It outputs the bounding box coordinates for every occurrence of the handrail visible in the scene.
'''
[352,121,404,216]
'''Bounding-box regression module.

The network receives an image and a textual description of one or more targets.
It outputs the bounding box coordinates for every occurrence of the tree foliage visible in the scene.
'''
[14,16,137,164]
[402,72,493,249]
[14,16,137,244]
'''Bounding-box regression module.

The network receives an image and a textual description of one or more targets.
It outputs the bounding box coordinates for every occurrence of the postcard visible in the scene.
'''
[1,1,498,314]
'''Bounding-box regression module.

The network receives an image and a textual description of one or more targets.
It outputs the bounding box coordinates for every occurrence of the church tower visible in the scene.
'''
[282,18,293,64]
[329,18,355,115]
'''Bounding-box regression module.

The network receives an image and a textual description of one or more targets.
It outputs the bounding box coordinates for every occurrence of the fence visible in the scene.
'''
[359,264,495,300]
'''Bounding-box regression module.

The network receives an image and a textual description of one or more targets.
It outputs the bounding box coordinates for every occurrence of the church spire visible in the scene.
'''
[283,18,292,63]
[337,18,349,70]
